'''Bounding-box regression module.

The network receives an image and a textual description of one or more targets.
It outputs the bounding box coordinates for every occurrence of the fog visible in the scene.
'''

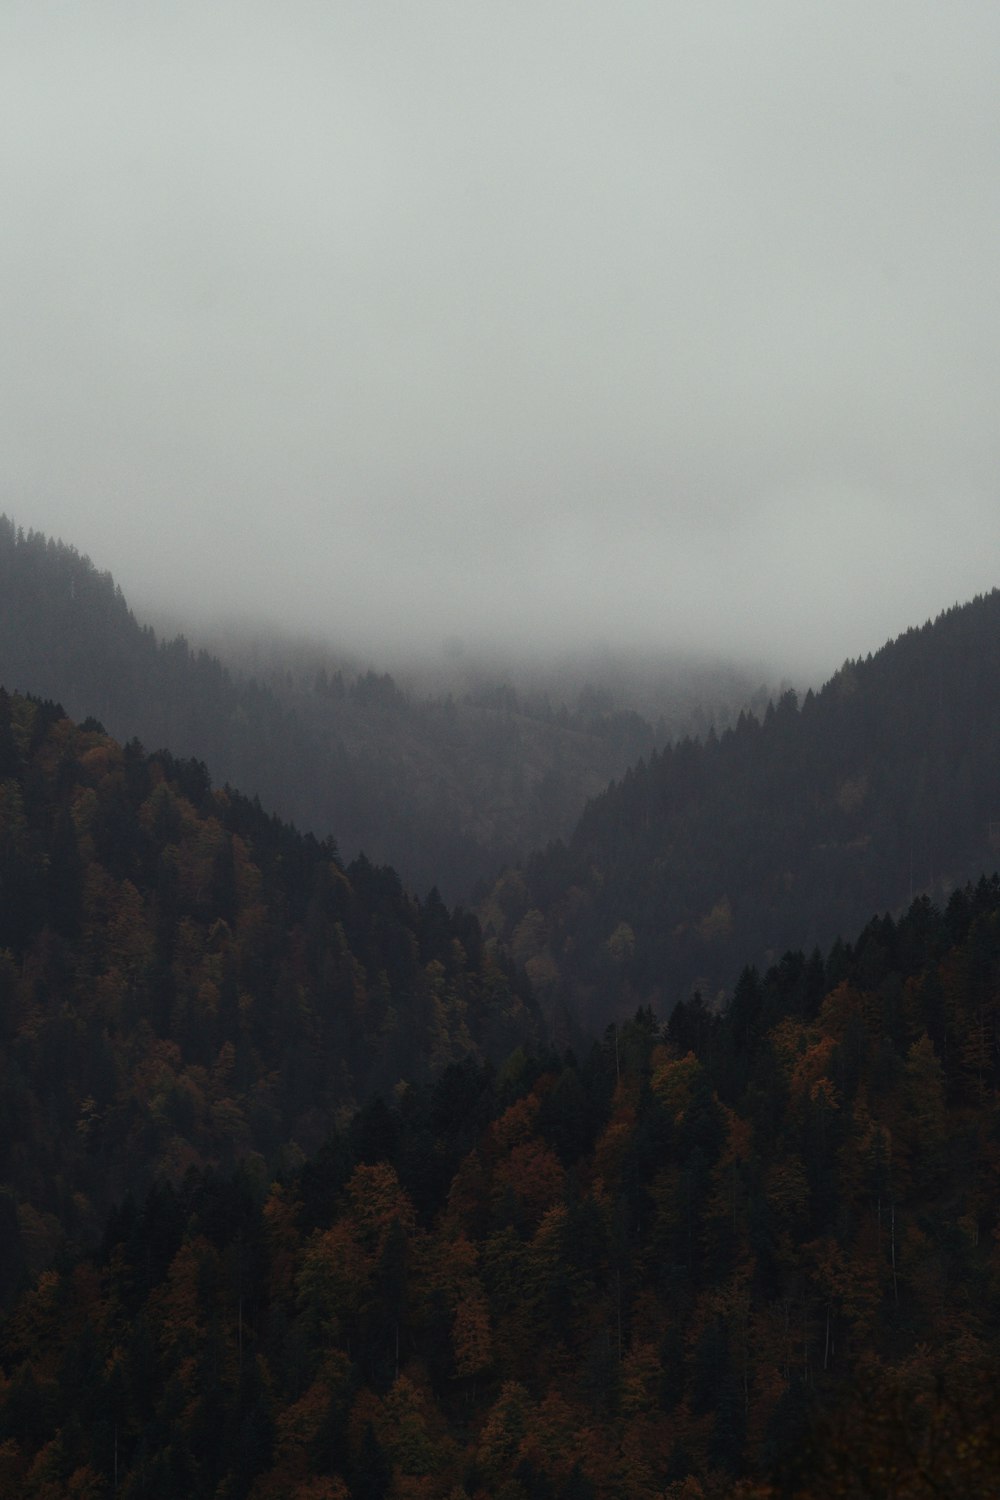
[3,2,1000,681]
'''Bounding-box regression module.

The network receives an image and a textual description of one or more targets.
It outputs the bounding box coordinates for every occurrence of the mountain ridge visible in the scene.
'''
[482,586,1000,1028]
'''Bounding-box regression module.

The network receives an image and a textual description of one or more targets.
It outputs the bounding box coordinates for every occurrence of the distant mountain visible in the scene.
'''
[483,590,1000,1028]
[0,688,538,1293]
[0,517,768,901]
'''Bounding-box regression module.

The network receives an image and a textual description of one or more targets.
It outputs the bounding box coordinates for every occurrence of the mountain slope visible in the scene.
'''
[0,688,537,1292]
[483,590,1000,1027]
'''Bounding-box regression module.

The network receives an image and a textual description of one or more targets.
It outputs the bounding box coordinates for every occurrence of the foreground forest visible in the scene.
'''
[3,848,1000,1495]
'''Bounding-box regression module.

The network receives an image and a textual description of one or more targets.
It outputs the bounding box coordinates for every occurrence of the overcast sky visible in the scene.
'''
[3,2,1000,678]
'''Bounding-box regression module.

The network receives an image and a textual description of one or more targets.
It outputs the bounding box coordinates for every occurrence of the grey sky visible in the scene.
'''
[3,2,1000,678]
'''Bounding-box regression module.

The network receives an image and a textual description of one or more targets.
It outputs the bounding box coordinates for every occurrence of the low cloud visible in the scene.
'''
[2,2,999,679]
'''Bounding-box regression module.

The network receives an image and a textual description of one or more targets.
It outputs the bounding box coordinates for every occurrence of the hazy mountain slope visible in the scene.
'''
[0,688,537,1292]
[483,590,1000,1028]
[0,517,768,901]
[3,878,1000,1496]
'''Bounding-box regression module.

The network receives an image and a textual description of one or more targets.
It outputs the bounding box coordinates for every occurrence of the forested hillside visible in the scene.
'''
[0,688,537,1297]
[3,871,1000,1496]
[0,519,765,902]
[6,520,1000,1494]
[484,590,1000,1027]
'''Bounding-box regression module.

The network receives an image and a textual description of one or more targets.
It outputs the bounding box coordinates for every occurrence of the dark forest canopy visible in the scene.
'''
[3,860,1000,1495]
[482,587,1000,1028]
